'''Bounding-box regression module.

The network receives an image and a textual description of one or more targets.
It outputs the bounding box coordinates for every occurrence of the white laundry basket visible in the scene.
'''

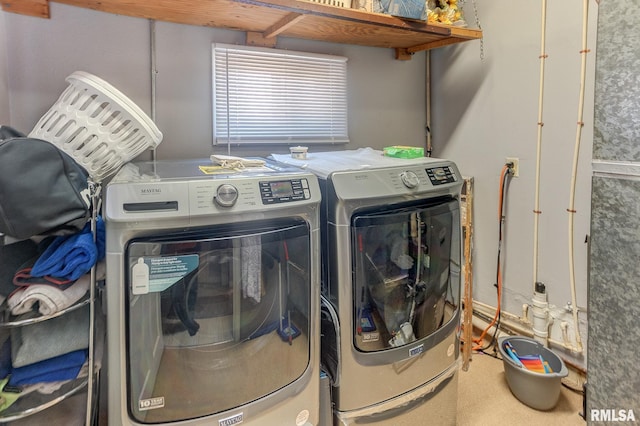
[29,71,163,182]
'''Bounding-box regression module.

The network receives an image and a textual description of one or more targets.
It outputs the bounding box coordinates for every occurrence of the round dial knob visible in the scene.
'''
[400,171,420,188]
[214,184,238,207]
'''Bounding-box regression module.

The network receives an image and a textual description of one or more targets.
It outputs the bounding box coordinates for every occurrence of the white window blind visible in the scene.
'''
[212,43,349,145]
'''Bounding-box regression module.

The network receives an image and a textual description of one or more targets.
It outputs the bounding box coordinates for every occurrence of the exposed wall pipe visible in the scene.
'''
[565,0,590,354]
[521,303,530,324]
[532,0,547,293]
[473,300,581,354]
[531,282,550,345]
[425,51,432,157]
[472,309,588,385]
[472,165,510,351]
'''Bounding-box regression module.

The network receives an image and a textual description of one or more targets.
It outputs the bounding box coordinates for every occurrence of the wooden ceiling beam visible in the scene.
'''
[1,0,50,18]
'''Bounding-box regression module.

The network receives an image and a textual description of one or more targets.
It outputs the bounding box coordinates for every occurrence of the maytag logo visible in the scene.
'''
[140,188,162,194]
[409,344,424,357]
[354,174,369,180]
[219,412,244,426]
[590,409,636,422]
[139,396,164,411]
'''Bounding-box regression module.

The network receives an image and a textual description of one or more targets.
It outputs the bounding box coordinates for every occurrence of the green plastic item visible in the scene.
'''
[383,146,424,159]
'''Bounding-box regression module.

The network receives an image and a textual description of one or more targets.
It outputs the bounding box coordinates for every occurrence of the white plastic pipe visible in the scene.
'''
[566,0,590,354]
[472,307,579,353]
[531,288,550,345]
[532,0,547,292]
[521,304,530,324]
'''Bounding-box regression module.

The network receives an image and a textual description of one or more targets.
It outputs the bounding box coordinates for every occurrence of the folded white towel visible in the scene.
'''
[8,278,89,316]
[7,260,103,316]
[8,261,105,315]
[210,154,265,169]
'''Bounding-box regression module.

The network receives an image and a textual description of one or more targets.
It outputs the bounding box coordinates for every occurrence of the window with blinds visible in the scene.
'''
[212,43,349,145]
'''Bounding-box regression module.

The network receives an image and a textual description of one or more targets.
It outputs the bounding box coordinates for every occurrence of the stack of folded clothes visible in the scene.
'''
[0,331,88,412]
[8,348,88,386]
[3,217,105,317]
[0,304,91,412]
[0,217,105,412]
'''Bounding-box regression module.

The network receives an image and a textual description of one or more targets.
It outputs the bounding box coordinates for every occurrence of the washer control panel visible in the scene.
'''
[260,178,311,204]
[105,160,321,221]
[214,184,239,207]
[426,166,457,185]
[400,171,420,188]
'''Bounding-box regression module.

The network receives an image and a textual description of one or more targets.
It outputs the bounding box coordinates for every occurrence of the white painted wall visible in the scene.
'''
[0,1,595,368]
[431,0,596,366]
[2,6,151,138]
[1,3,427,158]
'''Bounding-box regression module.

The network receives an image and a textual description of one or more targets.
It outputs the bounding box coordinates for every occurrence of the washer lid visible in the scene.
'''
[109,157,307,183]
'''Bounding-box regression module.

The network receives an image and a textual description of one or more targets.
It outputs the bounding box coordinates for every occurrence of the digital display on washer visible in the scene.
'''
[269,181,294,197]
[426,166,456,185]
[260,179,310,204]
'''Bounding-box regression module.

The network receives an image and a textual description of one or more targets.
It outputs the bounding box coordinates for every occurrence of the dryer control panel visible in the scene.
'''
[259,178,311,204]
[328,160,462,201]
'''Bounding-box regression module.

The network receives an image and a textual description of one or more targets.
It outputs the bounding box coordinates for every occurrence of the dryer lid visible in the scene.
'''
[271,147,442,178]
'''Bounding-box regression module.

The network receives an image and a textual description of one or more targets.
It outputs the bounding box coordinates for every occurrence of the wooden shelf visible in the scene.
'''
[2,0,481,59]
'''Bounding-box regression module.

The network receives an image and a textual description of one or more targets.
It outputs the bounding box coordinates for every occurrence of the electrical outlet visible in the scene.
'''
[506,157,519,177]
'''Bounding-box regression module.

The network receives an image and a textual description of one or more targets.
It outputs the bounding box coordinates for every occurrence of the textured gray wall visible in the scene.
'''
[589,178,640,421]
[588,0,640,422]
[592,1,640,162]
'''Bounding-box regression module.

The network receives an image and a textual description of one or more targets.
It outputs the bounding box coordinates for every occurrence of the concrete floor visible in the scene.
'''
[20,347,586,425]
[457,352,585,425]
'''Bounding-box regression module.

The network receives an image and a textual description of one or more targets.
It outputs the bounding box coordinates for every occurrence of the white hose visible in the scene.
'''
[566,0,590,353]
[532,0,547,291]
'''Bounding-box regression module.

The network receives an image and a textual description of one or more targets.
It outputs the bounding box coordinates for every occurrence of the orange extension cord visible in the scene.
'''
[472,164,510,351]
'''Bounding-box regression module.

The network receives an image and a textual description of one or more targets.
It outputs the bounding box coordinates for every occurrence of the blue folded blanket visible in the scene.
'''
[31,216,105,281]
[8,349,87,386]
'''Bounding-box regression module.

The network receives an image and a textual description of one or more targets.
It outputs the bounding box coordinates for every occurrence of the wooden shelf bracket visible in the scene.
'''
[247,12,305,47]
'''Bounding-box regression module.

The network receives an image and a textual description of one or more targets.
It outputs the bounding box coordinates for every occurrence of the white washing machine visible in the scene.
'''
[104,158,321,425]
[273,148,463,425]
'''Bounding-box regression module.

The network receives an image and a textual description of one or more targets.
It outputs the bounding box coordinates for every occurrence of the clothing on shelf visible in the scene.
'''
[8,275,89,317]
[12,262,74,289]
[8,349,88,386]
[8,261,105,317]
[0,164,102,422]
[30,216,105,281]
[10,304,90,368]
[0,378,21,413]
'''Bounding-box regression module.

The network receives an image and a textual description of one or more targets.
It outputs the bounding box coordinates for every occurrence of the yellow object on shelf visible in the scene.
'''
[427,0,464,25]
[383,146,424,159]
